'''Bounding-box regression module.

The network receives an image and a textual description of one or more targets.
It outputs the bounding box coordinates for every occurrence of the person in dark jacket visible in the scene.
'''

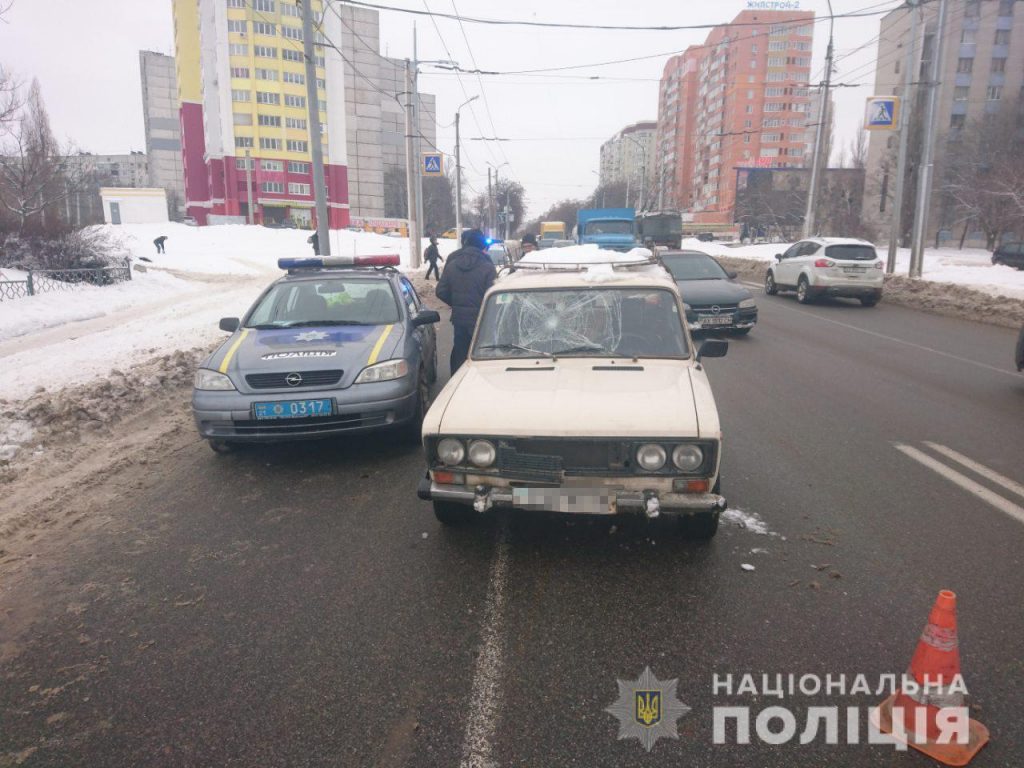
[307,232,320,255]
[436,229,496,374]
[153,235,168,254]
[424,235,443,280]
[521,233,538,254]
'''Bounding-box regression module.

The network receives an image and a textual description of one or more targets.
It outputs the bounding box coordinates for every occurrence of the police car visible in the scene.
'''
[192,255,440,452]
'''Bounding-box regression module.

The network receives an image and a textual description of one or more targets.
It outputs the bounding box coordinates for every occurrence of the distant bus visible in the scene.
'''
[538,221,568,248]
[638,211,683,249]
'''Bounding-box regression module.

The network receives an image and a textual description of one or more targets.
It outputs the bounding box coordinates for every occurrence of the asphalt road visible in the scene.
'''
[2,290,1023,767]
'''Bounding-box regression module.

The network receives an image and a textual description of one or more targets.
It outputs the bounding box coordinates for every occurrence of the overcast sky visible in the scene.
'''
[0,0,897,216]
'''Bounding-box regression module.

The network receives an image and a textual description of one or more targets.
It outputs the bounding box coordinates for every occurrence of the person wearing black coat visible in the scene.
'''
[424,235,443,280]
[435,229,497,374]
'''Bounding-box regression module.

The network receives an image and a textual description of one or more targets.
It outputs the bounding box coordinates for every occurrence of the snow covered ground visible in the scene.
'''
[685,238,1024,300]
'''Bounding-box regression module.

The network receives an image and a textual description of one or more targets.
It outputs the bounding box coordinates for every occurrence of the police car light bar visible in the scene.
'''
[277,255,401,270]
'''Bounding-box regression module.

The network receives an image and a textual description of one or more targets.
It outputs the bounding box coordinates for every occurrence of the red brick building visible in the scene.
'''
[654,9,815,225]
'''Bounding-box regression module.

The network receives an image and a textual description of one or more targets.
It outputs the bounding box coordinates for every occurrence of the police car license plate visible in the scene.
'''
[698,314,733,326]
[252,398,333,420]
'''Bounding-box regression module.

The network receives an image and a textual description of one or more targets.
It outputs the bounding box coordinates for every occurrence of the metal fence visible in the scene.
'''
[0,261,132,302]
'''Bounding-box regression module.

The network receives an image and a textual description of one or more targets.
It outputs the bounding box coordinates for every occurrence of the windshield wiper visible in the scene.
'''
[477,343,552,357]
[287,320,372,327]
[551,344,608,356]
[248,323,286,329]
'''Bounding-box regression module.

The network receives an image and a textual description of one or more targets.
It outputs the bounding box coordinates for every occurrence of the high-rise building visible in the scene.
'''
[139,51,186,218]
[65,152,150,189]
[599,121,657,208]
[862,0,1024,243]
[172,0,349,227]
[654,9,815,224]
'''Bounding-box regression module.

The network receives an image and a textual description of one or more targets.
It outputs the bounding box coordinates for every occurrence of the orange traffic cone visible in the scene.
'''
[874,590,989,766]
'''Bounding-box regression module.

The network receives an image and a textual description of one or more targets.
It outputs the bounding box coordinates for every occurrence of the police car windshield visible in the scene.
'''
[473,287,689,359]
[246,278,400,328]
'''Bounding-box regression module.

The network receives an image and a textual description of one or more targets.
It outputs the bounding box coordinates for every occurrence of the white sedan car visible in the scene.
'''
[417,250,729,538]
[764,237,884,306]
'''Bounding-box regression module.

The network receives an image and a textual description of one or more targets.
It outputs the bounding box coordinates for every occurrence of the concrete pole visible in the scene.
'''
[245,149,254,225]
[487,167,494,237]
[887,1,919,273]
[301,0,330,254]
[803,1,835,238]
[404,60,420,264]
[455,110,463,238]
[411,24,425,262]
[910,0,949,279]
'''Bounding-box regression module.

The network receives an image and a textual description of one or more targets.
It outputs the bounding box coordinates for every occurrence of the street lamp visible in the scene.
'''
[454,95,479,239]
[487,161,510,238]
[623,134,648,212]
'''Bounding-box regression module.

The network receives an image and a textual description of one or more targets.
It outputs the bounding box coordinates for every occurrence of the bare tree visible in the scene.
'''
[0,65,20,129]
[849,129,868,170]
[0,79,85,233]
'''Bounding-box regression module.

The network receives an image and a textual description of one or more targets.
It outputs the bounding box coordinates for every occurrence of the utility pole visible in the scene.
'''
[909,0,949,278]
[411,24,425,263]
[503,202,510,240]
[301,0,330,254]
[454,96,478,240]
[245,149,254,225]
[803,0,835,238]
[404,59,420,265]
[887,1,919,273]
[487,167,493,237]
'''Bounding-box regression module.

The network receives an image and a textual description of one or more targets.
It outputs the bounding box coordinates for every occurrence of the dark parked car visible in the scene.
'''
[1016,325,1024,371]
[660,250,758,335]
[992,242,1024,270]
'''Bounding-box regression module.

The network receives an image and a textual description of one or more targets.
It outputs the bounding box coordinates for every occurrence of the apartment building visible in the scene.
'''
[599,121,657,206]
[172,0,348,227]
[862,0,1024,242]
[654,9,815,224]
[139,51,186,218]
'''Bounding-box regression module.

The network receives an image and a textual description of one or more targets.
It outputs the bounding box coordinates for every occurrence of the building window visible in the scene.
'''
[990,57,1007,74]
[282,25,304,41]
[744,119,752,128]
[256,68,278,81]
[317,78,326,90]
[253,22,276,36]
[231,89,251,102]
[258,114,282,126]
[965,0,980,18]
[744,134,751,144]
[260,138,283,150]
[288,161,310,173]
[957,58,974,74]
[286,140,309,152]
[315,55,325,68]
[255,45,278,58]
[261,159,284,171]
[230,66,250,79]
[283,71,305,84]
[227,19,246,34]
[284,94,307,108]
[950,113,966,129]
[286,117,308,130]
[237,157,255,170]
[261,181,284,193]
[954,85,970,101]
[288,182,311,195]
[254,0,275,10]
[235,136,254,148]
[987,85,1003,100]
[961,29,976,45]
[234,112,253,125]
[227,0,245,7]
[281,2,300,16]
[282,49,303,62]
[999,0,1014,15]
[229,43,249,56]
[995,29,1011,45]
[745,104,753,113]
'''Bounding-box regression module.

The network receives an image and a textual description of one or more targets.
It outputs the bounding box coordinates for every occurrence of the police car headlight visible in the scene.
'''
[194,368,235,391]
[467,439,496,468]
[636,443,667,472]
[355,358,409,384]
[672,444,704,471]
[739,298,756,309]
[437,438,465,466]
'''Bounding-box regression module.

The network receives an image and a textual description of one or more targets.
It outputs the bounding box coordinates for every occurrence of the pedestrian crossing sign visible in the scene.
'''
[422,152,444,176]
[865,96,899,130]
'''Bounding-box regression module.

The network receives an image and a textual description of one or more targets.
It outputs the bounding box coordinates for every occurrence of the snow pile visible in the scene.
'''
[519,244,653,265]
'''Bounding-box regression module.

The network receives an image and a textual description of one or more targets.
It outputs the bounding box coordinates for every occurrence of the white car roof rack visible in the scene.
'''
[509,254,660,274]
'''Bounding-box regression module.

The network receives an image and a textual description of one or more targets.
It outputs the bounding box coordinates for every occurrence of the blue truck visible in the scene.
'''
[575,208,638,252]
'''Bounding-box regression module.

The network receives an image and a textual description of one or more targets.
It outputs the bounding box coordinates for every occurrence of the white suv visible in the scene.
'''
[765,237,884,306]
[417,251,728,539]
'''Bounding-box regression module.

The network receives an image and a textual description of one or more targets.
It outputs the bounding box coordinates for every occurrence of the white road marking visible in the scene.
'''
[895,443,1024,526]
[923,442,1024,500]
[459,523,510,768]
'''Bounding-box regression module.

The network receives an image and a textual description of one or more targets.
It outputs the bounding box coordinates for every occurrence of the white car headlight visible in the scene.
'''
[194,368,236,391]
[636,443,667,472]
[467,439,496,467]
[739,298,756,309]
[437,438,465,466]
[355,358,409,384]
[672,444,704,471]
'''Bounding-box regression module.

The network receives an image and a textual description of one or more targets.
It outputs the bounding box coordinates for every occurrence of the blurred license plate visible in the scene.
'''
[513,487,616,515]
[843,266,867,273]
[698,314,734,326]
[252,398,333,420]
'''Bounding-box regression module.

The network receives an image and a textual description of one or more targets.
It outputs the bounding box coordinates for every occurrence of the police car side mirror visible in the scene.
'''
[413,310,441,327]
[697,338,728,361]
[219,317,240,332]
